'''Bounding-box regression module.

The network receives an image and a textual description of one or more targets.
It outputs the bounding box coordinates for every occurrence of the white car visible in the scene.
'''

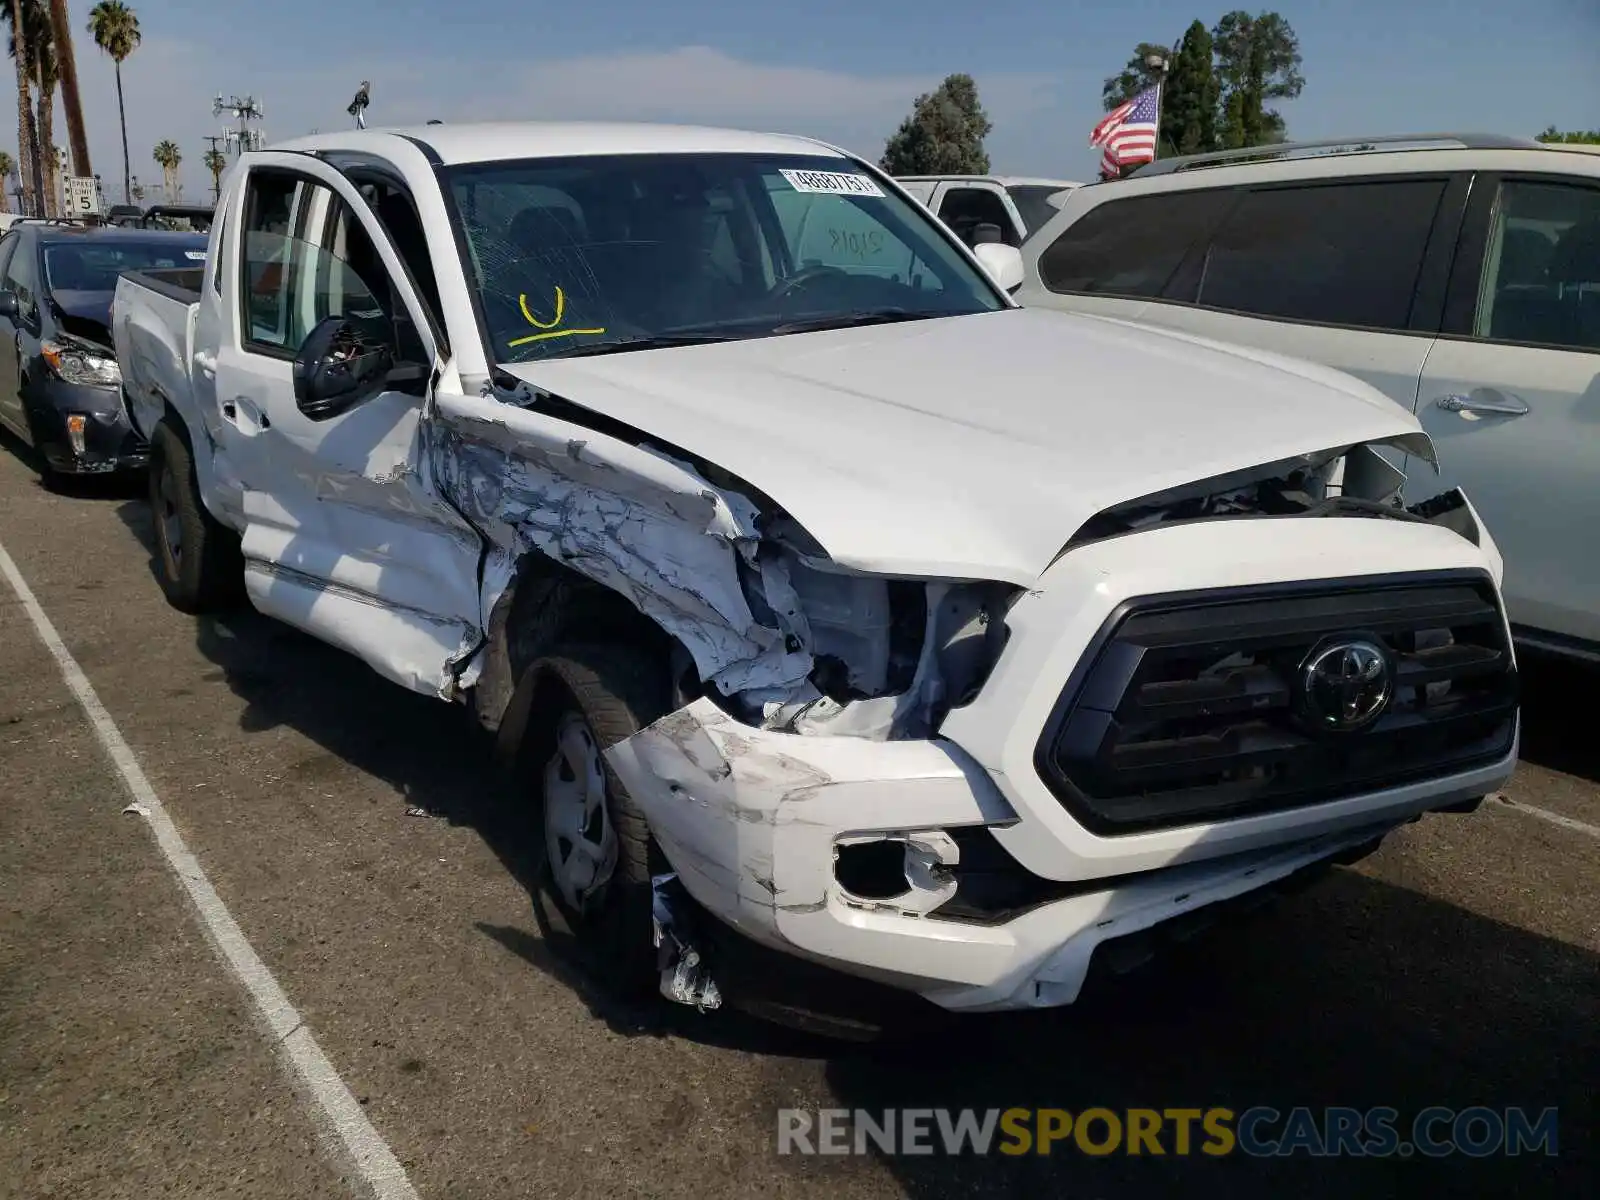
[1016,133,1600,662]
[112,121,1515,1030]
[893,175,1081,248]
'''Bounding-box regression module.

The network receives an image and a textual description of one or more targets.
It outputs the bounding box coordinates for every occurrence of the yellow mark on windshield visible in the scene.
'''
[509,286,606,348]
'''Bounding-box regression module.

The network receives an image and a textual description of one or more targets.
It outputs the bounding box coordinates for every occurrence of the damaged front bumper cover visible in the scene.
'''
[604,699,1466,1013]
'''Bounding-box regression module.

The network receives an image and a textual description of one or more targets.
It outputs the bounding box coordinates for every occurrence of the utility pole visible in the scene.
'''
[212,93,266,158]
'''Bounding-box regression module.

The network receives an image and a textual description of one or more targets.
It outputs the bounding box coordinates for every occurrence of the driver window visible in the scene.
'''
[324,197,427,364]
[237,170,411,363]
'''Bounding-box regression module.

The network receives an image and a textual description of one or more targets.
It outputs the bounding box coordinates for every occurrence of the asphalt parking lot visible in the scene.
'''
[0,434,1594,1200]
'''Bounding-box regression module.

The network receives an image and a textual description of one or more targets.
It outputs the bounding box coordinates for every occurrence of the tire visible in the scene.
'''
[147,418,243,613]
[516,643,672,1000]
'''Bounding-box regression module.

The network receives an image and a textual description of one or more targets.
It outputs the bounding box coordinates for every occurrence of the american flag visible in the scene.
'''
[1090,84,1160,176]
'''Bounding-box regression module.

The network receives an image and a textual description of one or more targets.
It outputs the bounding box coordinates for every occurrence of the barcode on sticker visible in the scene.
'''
[779,168,884,198]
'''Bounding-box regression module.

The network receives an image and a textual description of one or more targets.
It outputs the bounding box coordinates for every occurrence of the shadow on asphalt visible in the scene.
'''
[1515,651,1600,783]
[819,869,1595,1197]
[112,495,1596,1196]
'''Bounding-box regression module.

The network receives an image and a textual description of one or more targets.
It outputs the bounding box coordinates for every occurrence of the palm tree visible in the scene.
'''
[202,146,226,202]
[152,137,178,202]
[45,0,86,177]
[4,0,35,215]
[9,0,56,215]
[87,1,137,203]
[0,149,12,212]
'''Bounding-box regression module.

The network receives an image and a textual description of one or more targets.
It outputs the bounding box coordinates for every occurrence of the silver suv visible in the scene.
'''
[1016,134,1600,661]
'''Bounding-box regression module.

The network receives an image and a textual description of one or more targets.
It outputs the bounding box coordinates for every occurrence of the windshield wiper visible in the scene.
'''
[543,332,740,360]
[768,308,954,335]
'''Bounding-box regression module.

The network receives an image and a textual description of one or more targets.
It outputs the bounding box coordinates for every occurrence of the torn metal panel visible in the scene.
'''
[430,393,813,697]
[652,873,723,1011]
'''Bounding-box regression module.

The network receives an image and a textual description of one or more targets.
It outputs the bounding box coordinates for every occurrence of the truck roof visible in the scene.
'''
[895,175,1082,189]
[272,121,848,167]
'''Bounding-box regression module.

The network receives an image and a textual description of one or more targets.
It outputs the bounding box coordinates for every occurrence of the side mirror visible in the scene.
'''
[292,315,395,421]
[970,221,1006,247]
[972,242,1025,293]
[0,291,19,319]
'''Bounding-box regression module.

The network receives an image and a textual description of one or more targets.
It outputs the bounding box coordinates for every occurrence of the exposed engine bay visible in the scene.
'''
[461,384,1481,746]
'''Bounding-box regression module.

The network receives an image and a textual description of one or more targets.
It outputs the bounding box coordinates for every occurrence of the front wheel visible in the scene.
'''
[147,419,243,613]
[516,644,671,1000]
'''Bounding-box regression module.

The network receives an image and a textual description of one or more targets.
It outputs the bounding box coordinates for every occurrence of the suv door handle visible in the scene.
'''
[1434,390,1530,417]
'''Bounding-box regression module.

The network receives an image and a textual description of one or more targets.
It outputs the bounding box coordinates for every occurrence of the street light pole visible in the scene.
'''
[1144,48,1173,160]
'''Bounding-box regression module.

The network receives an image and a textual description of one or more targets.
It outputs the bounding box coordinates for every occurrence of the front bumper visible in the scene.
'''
[605,513,1519,1012]
[28,380,148,474]
[606,698,1512,1012]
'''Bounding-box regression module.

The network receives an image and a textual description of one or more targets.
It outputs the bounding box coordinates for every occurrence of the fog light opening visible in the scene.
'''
[833,830,961,916]
[65,413,87,456]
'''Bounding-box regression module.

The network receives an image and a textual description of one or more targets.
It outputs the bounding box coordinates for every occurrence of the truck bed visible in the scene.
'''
[123,266,205,304]
[113,269,204,444]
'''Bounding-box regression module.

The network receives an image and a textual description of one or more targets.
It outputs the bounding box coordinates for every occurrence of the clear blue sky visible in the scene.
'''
[17,0,1600,199]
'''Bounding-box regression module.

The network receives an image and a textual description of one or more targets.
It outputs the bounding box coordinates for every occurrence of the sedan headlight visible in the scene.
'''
[42,340,121,387]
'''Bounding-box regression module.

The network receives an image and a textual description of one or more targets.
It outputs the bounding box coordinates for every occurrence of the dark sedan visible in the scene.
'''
[0,224,207,482]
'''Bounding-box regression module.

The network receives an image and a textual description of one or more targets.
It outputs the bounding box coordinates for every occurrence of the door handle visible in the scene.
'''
[221,397,270,432]
[1434,390,1529,417]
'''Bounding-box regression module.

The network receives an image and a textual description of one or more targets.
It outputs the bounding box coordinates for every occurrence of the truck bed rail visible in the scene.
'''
[123,267,205,305]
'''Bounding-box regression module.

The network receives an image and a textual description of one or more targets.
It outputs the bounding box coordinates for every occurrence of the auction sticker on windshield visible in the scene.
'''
[779,168,884,197]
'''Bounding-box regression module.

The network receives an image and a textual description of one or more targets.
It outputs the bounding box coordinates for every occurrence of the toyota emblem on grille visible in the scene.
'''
[1300,639,1393,732]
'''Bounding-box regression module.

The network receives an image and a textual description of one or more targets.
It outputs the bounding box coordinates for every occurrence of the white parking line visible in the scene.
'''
[1489,793,1600,839]
[0,536,420,1200]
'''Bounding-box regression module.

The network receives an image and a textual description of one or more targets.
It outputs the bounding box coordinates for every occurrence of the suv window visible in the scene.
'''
[1037,189,1234,298]
[1196,179,1447,330]
[939,187,1018,246]
[1474,180,1600,352]
[1005,184,1068,237]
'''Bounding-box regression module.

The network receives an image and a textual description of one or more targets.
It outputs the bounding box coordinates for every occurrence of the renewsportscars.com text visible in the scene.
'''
[777,1106,1559,1158]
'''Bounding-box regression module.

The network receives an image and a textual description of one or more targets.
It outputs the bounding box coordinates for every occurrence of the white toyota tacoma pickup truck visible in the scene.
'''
[112,121,1518,1028]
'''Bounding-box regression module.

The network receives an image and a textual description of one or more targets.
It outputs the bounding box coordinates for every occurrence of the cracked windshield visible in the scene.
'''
[447,153,1005,362]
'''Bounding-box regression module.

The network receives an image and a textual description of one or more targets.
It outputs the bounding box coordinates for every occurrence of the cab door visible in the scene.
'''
[211,151,485,697]
[1416,170,1600,647]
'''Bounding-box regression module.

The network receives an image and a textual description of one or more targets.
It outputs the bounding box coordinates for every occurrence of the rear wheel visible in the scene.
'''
[147,419,243,613]
[517,644,671,1000]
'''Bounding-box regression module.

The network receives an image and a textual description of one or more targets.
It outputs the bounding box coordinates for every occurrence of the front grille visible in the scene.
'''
[1035,574,1518,834]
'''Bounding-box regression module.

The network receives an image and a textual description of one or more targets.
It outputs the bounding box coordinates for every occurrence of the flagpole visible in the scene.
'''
[1146,37,1178,161]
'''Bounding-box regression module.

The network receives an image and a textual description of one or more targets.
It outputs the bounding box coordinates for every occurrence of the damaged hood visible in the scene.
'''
[502,307,1432,583]
[49,290,116,345]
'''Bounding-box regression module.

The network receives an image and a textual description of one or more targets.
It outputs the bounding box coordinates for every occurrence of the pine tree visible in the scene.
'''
[880,74,993,175]
[1161,20,1221,156]
[1213,11,1303,149]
